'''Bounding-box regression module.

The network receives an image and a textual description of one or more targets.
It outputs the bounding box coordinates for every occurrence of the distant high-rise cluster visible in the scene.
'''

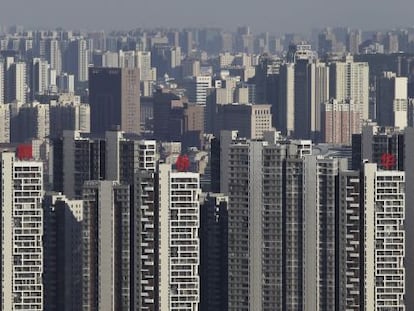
[1,24,414,310]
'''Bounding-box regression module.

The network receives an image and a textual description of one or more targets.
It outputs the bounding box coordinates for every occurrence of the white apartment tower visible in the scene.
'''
[46,39,62,75]
[186,75,212,105]
[338,164,406,310]
[1,152,44,310]
[157,164,200,310]
[330,55,369,121]
[363,163,405,310]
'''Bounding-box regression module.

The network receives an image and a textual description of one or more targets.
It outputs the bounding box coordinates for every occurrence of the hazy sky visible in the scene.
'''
[2,0,414,33]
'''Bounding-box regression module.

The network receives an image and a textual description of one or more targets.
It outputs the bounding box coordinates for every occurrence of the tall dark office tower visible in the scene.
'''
[200,193,228,311]
[89,67,140,135]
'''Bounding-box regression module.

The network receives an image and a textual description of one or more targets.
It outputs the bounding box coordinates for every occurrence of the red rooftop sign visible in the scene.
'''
[16,144,32,160]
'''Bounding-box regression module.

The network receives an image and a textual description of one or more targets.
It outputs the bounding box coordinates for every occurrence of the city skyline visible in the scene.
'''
[2,0,414,33]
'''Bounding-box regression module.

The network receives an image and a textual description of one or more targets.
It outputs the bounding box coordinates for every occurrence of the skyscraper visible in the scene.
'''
[30,58,50,100]
[65,39,89,83]
[81,180,137,310]
[376,72,408,128]
[224,139,307,310]
[360,163,405,310]
[6,61,27,104]
[303,156,347,310]
[330,55,369,121]
[0,61,4,104]
[157,164,201,310]
[11,102,50,143]
[185,75,212,105]
[322,98,361,144]
[293,59,329,140]
[43,193,83,311]
[45,38,62,75]
[1,152,44,310]
[89,67,140,135]
[200,193,228,311]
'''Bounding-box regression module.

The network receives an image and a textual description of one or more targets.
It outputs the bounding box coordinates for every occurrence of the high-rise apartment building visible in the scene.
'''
[275,59,328,140]
[135,169,157,310]
[57,73,75,93]
[11,102,50,143]
[157,164,201,310]
[338,163,406,310]
[351,124,404,170]
[81,180,137,310]
[0,103,10,143]
[224,139,306,310]
[346,29,362,54]
[200,193,228,311]
[6,61,27,104]
[303,156,348,310]
[0,61,4,104]
[294,59,330,140]
[1,152,44,310]
[322,98,361,144]
[338,170,362,310]
[277,63,295,135]
[45,39,62,75]
[330,55,369,121]
[30,58,50,100]
[89,67,140,135]
[376,72,408,128]
[49,100,90,138]
[56,130,105,199]
[351,125,414,309]
[54,130,156,199]
[136,51,155,81]
[185,75,212,105]
[65,39,88,82]
[43,193,83,311]
[364,165,405,310]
